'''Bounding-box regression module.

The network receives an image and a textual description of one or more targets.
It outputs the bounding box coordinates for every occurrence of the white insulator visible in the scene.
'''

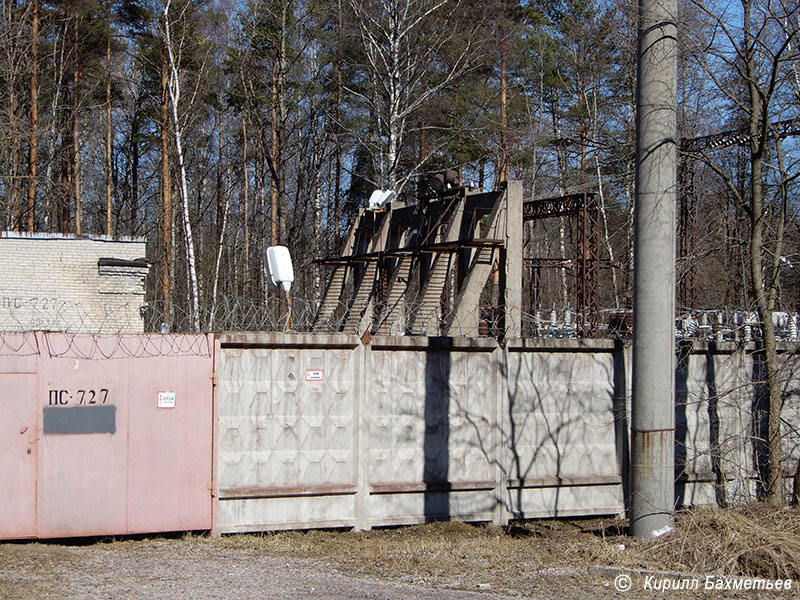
[773,311,789,329]
[687,318,698,337]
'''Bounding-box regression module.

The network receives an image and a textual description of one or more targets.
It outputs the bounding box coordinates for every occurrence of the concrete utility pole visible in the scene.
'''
[631,0,678,538]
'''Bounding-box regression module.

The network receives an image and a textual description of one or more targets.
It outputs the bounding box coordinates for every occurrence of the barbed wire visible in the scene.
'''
[0,331,41,356]
[1,294,798,345]
[0,298,146,335]
[41,332,213,360]
[0,330,212,359]
[524,307,800,343]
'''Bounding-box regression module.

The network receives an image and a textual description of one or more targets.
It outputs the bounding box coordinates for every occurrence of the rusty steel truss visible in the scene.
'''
[315,181,523,338]
[523,192,606,337]
[678,117,800,308]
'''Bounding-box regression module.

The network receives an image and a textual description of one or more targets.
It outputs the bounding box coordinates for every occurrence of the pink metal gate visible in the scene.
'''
[0,333,215,539]
[0,334,39,538]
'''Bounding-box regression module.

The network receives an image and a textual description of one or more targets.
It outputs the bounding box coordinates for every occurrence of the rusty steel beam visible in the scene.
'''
[680,116,800,153]
[522,193,589,220]
[317,239,504,265]
[576,193,600,337]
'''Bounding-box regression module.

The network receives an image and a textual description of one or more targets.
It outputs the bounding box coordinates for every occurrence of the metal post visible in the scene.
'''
[631,0,677,538]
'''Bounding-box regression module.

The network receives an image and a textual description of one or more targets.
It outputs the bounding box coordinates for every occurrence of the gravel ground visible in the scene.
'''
[0,537,584,600]
[0,524,796,600]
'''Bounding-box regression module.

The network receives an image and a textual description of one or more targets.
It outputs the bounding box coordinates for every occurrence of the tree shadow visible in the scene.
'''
[503,344,622,520]
[424,337,451,522]
[751,347,769,500]
[705,345,728,507]
[674,340,691,508]
[612,340,631,516]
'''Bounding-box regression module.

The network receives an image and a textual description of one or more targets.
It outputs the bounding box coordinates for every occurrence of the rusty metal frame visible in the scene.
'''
[678,118,800,309]
[314,183,516,337]
[523,192,602,337]
[317,239,505,266]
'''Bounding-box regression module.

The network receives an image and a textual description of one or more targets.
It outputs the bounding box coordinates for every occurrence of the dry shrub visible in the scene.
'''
[575,505,800,579]
[665,506,800,579]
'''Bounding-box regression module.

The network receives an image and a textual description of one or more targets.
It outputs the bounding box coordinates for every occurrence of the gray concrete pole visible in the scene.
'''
[631,0,677,538]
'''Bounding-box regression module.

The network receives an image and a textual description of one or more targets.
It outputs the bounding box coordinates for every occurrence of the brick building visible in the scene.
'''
[0,233,149,334]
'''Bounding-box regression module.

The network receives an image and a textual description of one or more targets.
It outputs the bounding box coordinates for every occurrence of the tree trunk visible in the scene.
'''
[744,0,782,505]
[10,86,20,230]
[44,22,67,232]
[216,101,224,244]
[270,64,279,246]
[277,1,288,242]
[105,0,113,236]
[333,0,343,246]
[160,42,172,325]
[242,113,250,296]
[163,0,200,332]
[551,107,570,307]
[26,0,39,233]
[59,82,73,234]
[130,114,140,235]
[209,100,228,329]
[497,36,508,187]
[72,48,82,236]
[589,91,620,307]
[208,181,230,331]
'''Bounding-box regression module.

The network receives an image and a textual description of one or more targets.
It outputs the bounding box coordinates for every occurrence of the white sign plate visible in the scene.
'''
[305,369,324,382]
[157,391,176,408]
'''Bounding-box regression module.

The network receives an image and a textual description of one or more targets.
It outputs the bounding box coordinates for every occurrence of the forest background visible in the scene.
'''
[1,0,799,335]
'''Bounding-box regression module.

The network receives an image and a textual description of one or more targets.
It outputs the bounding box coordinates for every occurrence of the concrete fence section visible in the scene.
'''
[215,334,362,532]
[214,334,798,533]
[1,332,797,538]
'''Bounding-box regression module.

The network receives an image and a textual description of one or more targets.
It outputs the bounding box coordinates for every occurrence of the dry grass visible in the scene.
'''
[3,506,798,599]
[214,504,800,593]
[577,505,800,580]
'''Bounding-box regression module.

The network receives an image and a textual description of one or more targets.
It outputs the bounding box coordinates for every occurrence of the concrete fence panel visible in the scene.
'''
[504,339,625,519]
[215,334,362,532]
[365,337,502,528]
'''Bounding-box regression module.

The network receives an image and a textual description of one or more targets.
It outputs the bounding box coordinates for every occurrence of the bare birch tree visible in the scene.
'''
[348,0,476,191]
[161,0,200,331]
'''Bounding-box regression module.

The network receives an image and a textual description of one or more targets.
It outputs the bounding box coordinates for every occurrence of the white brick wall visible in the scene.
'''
[0,233,149,333]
